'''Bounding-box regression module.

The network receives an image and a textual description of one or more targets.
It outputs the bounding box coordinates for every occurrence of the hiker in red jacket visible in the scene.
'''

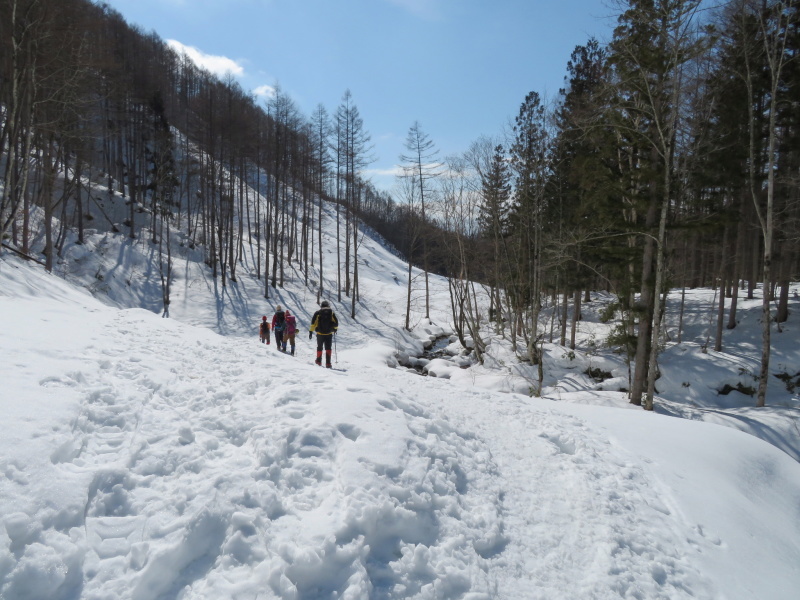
[259,316,271,345]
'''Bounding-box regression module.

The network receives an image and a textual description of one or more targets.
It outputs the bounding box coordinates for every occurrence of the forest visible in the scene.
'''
[1,0,798,411]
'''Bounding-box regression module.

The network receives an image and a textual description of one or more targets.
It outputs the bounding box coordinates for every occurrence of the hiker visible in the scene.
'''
[272,305,287,352]
[259,315,271,345]
[283,309,298,355]
[308,300,338,367]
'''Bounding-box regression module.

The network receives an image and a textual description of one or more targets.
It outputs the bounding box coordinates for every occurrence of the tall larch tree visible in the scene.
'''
[400,121,441,321]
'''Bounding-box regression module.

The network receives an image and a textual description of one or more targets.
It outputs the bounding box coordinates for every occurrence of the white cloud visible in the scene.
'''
[252,85,276,99]
[363,166,405,178]
[166,39,244,77]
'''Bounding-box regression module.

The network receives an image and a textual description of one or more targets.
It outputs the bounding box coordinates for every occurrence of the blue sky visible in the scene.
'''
[102,0,617,191]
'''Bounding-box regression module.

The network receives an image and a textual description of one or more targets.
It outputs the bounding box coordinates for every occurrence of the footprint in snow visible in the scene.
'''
[337,423,361,441]
[540,432,577,456]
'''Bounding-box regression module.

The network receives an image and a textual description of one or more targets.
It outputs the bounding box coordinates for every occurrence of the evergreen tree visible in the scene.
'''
[478,144,511,330]
[509,91,550,377]
[607,0,705,409]
[552,39,618,347]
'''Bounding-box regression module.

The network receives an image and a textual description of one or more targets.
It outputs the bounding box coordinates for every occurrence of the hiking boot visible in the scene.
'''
[315,358,322,366]
[326,363,332,369]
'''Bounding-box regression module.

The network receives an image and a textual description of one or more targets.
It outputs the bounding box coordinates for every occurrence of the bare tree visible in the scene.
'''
[400,121,442,320]
[439,152,488,363]
[336,90,373,317]
[310,104,332,302]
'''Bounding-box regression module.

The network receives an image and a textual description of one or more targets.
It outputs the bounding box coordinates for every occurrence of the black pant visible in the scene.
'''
[316,334,333,352]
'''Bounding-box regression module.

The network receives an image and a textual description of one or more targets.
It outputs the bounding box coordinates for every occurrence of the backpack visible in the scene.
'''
[316,308,334,335]
[273,310,286,331]
[260,322,269,336]
[285,314,297,335]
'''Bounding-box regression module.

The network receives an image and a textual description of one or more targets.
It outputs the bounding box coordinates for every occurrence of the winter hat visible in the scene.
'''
[262,316,267,320]
[285,309,291,316]
[321,300,329,308]
[276,305,282,311]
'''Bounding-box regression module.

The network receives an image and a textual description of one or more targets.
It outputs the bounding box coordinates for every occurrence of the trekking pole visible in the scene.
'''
[334,332,338,364]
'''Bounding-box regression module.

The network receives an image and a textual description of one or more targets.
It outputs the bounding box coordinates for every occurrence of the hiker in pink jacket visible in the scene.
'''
[283,309,298,356]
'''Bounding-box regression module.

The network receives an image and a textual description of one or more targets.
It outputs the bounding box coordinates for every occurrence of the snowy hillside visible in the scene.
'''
[2,200,800,598]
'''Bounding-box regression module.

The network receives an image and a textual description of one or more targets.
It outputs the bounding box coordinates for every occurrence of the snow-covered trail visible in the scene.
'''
[369,365,719,600]
[4,259,800,599]
[2,264,505,598]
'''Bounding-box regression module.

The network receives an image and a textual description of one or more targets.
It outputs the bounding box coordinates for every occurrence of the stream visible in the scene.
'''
[396,335,469,376]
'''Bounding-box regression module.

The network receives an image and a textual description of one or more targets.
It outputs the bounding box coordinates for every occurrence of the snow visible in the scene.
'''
[2,204,800,598]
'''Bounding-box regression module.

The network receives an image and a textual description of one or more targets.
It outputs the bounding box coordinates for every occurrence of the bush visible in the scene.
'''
[775,371,800,394]
[606,323,636,355]
[718,383,756,397]
[599,301,620,323]
[587,367,613,383]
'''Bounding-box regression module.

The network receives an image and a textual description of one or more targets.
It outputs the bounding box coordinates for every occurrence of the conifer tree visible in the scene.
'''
[552,38,616,348]
[509,91,550,377]
[478,144,511,332]
[607,0,705,409]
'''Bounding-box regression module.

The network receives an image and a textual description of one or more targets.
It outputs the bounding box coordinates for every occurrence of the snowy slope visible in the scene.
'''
[2,237,800,599]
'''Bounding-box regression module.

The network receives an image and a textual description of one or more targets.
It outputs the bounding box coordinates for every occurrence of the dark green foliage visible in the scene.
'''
[599,301,621,324]
[774,372,800,394]
[478,145,511,239]
[586,367,614,382]
[718,383,756,397]
[606,323,637,356]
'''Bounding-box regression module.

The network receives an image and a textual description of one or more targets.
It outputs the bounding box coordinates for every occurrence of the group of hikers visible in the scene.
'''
[259,300,339,368]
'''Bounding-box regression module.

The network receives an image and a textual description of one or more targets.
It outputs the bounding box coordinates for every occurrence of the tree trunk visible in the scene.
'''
[714,225,730,351]
[405,256,413,331]
[570,288,581,351]
[645,152,675,412]
[776,280,789,324]
[630,202,658,406]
